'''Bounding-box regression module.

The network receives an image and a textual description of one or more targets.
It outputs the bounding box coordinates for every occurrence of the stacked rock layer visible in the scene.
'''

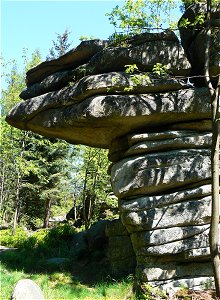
[109,130,217,289]
[6,10,220,291]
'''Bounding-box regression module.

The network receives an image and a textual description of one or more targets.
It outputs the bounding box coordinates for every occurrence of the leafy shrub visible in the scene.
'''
[0,227,28,248]
[22,228,48,249]
[0,224,76,257]
[21,224,76,257]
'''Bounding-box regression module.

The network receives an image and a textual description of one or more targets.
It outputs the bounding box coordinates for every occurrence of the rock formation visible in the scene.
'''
[6,4,220,291]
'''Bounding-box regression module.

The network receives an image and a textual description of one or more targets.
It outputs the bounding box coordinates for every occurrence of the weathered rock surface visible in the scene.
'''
[111,131,218,287]
[46,257,70,266]
[178,2,220,79]
[11,279,44,300]
[135,231,211,257]
[73,36,190,78]
[106,219,136,276]
[14,73,189,122]
[137,260,213,282]
[131,225,210,248]
[26,40,108,86]
[21,30,190,99]
[111,149,211,198]
[122,196,212,232]
[119,184,213,212]
[21,71,187,101]
[152,276,214,291]
[87,220,108,251]
[109,131,212,162]
[6,88,212,148]
[105,218,129,236]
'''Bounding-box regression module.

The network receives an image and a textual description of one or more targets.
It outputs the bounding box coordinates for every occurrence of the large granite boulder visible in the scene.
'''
[105,219,136,276]
[5,23,219,291]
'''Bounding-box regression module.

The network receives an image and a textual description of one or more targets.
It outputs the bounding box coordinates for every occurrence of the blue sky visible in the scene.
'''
[1,0,124,67]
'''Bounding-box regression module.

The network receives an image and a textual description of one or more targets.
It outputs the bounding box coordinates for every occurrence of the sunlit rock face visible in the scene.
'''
[109,131,218,290]
[6,25,220,291]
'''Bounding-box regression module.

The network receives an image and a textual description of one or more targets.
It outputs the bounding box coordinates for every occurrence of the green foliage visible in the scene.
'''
[108,32,131,47]
[21,224,76,252]
[125,64,139,73]
[0,227,28,247]
[1,262,134,300]
[0,225,134,299]
[179,13,206,28]
[106,0,177,44]
[152,63,168,78]
[136,283,167,299]
[0,54,75,230]
[79,35,98,41]
[0,224,75,259]
[111,63,169,93]
[178,17,191,28]
[71,145,117,229]
[106,0,149,35]
[123,64,151,91]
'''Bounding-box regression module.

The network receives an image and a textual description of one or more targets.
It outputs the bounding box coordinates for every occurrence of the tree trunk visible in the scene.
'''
[0,165,5,212]
[43,197,52,228]
[204,0,220,295]
[72,193,77,221]
[12,172,21,235]
[12,135,26,235]
[210,80,220,296]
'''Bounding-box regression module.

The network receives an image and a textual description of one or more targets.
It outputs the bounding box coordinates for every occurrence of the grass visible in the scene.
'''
[0,260,133,300]
[0,225,134,300]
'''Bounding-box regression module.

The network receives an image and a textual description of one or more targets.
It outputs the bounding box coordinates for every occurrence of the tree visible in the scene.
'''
[203,0,220,295]
[1,50,74,230]
[47,28,72,60]
[106,0,176,37]
[70,145,116,230]
[19,134,73,229]
[0,58,33,232]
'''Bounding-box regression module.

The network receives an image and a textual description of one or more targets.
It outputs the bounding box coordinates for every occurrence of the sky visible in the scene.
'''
[1,0,123,67]
[1,0,182,90]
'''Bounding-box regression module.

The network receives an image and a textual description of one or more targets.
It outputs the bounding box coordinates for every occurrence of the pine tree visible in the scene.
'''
[46,28,72,60]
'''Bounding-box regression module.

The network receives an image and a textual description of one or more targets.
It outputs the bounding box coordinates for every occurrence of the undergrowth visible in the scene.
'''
[0,225,134,299]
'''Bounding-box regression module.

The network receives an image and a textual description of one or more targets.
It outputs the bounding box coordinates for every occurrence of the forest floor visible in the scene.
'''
[0,245,219,300]
[0,227,219,300]
[172,289,217,300]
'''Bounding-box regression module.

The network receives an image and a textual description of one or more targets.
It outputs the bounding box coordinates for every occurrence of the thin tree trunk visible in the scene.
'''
[82,149,91,230]
[72,192,77,221]
[12,171,21,235]
[12,135,26,235]
[0,165,5,211]
[204,0,220,295]
[43,197,52,228]
[210,80,220,296]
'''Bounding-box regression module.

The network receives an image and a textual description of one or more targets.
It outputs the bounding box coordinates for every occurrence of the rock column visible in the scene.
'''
[109,129,217,290]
